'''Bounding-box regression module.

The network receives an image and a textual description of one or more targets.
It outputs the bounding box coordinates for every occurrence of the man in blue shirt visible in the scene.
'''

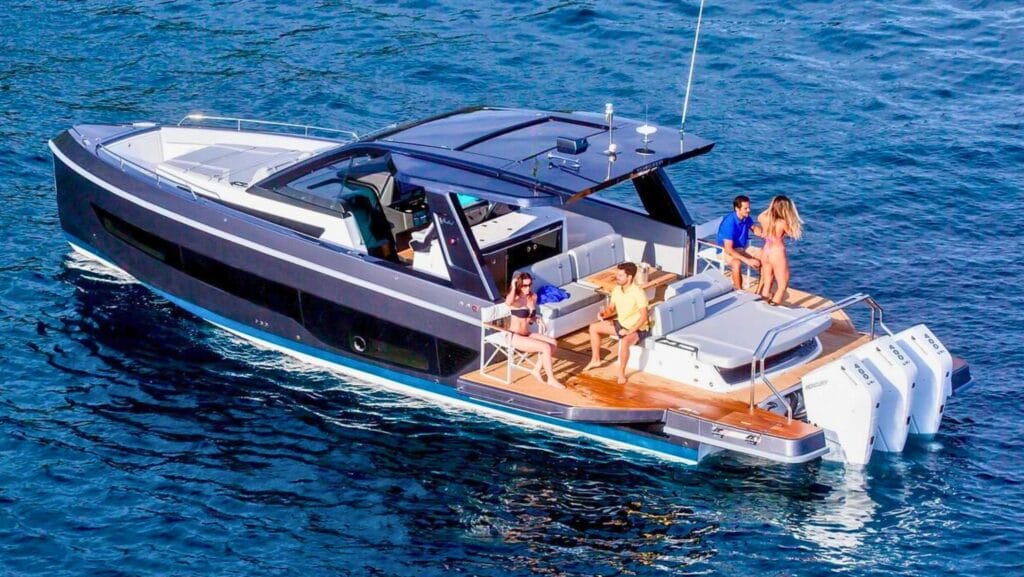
[716,195,762,289]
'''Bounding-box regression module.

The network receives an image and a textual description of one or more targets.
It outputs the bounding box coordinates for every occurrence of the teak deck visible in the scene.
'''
[459,287,868,440]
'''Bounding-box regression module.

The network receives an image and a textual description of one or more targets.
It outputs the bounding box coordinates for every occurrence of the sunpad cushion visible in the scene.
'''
[159,144,308,185]
[538,282,603,320]
[703,290,759,315]
[665,270,734,302]
[664,300,832,368]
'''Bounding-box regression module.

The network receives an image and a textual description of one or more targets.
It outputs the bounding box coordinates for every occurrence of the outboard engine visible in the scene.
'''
[892,325,952,438]
[802,354,882,466]
[854,336,916,452]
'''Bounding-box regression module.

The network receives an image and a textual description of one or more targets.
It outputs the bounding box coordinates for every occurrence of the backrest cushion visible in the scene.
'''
[665,270,734,302]
[651,288,706,338]
[568,234,625,279]
[517,253,574,288]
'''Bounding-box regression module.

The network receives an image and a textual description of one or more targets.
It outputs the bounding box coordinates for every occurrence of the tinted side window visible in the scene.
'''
[180,248,301,320]
[301,292,436,374]
[94,205,183,268]
[437,340,477,377]
[93,203,463,377]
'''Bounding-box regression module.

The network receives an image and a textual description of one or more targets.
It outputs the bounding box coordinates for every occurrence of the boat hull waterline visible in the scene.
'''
[63,235,707,464]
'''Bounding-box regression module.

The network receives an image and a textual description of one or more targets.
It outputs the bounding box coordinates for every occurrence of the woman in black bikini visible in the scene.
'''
[505,272,564,389]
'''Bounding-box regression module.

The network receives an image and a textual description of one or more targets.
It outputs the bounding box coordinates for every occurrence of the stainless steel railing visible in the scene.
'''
[176,113,359,141]
[747,293,892,421]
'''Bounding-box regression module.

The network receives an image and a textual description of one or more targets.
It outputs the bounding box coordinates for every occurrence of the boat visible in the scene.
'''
[49,107,974,465]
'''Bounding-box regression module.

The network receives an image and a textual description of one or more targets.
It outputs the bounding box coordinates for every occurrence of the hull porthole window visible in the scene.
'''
[352,335,367,353]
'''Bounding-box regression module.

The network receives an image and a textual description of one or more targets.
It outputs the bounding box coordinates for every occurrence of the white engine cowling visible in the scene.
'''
[854,336,916,452]
[892,324,952,438]
[802,354,882,466]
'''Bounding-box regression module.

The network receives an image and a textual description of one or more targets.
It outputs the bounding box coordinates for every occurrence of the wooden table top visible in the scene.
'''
[580,265,678,294]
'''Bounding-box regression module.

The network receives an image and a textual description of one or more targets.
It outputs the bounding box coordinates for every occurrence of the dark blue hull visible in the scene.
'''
[52,131,483,386]
[50,129,706,464]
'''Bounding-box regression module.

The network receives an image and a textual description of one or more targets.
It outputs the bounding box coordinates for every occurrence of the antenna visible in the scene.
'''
[680,0,707,147]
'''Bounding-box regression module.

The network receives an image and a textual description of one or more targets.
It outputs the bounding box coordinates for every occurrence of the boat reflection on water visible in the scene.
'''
[792,466,879,566]
[457,467,718,573]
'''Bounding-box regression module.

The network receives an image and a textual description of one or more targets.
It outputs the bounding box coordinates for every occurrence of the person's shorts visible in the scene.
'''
[613,320,648,343]
[717,245,760,262]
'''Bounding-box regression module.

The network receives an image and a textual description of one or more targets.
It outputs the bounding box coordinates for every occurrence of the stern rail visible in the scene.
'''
[749,293,892,421]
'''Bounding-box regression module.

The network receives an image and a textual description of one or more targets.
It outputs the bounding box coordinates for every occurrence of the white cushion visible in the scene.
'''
[160,144,308,187]
[650,288,706,338]
[518,253,574,288]
[568,234,625,279]
[665,270,734,302]
[537,282,604,320]
[665,300,832,368]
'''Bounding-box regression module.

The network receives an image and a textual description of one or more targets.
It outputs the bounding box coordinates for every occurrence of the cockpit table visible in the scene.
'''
[579,265,678,299]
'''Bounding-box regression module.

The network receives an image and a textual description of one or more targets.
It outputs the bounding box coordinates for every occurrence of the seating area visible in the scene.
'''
[474,221,840,392]
[693,215,726,274]
[629,270,832,386]
[514,234,627,338]
[156,143,316,194]
[662,298,829,368]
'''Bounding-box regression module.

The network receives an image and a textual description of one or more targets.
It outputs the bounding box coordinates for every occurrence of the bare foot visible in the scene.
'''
[582,359,602,372]
[530,368,544,382]
[547,378,565,389]
[617,375,627,385]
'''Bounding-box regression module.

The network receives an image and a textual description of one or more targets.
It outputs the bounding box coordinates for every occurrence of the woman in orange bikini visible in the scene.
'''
[757,196,804,305]
[505,273,564,389]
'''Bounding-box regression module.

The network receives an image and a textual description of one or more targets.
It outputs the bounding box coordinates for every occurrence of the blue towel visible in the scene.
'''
[536,284,570,304]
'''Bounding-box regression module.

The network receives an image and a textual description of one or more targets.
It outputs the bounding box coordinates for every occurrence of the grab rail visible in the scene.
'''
[176,113,359,141]
[747,293,892,421]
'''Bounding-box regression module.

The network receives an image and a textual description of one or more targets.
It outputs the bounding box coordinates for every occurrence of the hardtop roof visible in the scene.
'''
[367,106,714,203]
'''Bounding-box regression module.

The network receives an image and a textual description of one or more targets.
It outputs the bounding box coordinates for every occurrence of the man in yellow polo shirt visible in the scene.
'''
[584,262,650,385]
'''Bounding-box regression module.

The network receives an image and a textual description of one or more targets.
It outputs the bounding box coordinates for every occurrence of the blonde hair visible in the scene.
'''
[760,195,803,240]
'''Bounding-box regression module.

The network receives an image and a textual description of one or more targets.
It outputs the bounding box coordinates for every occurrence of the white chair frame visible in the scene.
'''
[692,216,759,289]
[479,303,538,384]
[693,216,725,274]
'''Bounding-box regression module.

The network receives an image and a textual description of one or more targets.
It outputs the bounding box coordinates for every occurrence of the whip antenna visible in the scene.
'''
[680,0,707,147]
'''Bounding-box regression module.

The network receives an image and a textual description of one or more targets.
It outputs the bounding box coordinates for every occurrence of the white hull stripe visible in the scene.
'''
[50,140,478,325]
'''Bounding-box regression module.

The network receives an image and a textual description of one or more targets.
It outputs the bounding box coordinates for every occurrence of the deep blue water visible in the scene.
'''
[2,1,1022,575]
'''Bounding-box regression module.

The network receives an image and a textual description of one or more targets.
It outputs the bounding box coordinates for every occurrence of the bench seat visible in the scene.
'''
[515,248,609,339]
[537,282,605,320]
